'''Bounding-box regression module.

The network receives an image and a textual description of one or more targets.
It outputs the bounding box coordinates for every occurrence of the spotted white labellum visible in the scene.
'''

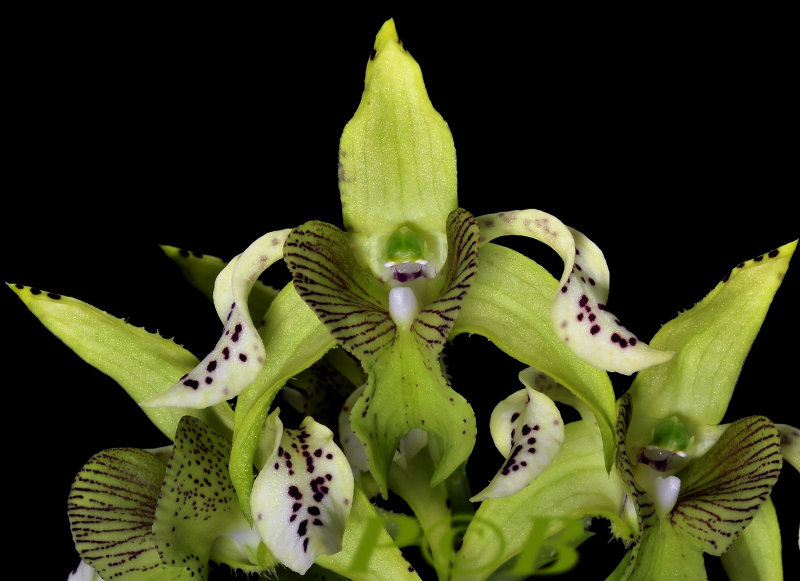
[143,229,291,408]
[471,386,565,502]
[518,366,593,420]
[252,415,354,574]
[477,211,673,375]
[633,464,682,517]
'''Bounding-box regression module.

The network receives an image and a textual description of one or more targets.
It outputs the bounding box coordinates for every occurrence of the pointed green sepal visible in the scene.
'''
[9,284,234,441]
[251,414,354,574]
[631,240,796,425]
[339,19,457,278]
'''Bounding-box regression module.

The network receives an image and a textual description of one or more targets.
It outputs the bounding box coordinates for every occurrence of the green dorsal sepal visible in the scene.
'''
[340,19,457,279]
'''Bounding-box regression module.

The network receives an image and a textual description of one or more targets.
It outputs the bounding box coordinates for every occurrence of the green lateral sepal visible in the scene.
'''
[9,283,233,441]
[630,240,796,425]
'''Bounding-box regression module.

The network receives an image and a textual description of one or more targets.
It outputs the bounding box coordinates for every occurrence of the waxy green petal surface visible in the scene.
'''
[144,229,291,408]
[67,448,194,580]
[630,240,796,425]
[10,284,233,440]
[339,19,456,278]
[161,245,279,321]
[477,211,673,375]
[471,386,565,502]
[720,498,783,581]
[251,415,354,574]
[153,416,270,577]
[451,243,618,470]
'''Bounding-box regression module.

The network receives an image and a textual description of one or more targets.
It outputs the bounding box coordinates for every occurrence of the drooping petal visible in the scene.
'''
[720,498,783,581]
[152,416,274,577]
[451,243,617,470]
[251,414,354,575]
[477,210,673,375]
[339,19,457,279]
[143,229,291,409]
[67,448,194,580]
[160,245,279,322]
[671,415,783,556]
[9,284,234,440]
[471,386,565,502]
[630,240,796,425]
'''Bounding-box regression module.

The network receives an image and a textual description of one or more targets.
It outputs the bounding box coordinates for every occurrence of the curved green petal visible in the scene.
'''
[453,420,636,581]
[471,386,565,502]
[160,245,279,321]
[339,19,457,278]
[672,415,782,556]
[477,211,673,375]
[630,240,795,424]
[451,243,617,470]
[153,416,273,577]
[143,229,291,408]
[720,498,783,581]
[9,284,233,441]
[251,415,354,575]
[67,448,194,580]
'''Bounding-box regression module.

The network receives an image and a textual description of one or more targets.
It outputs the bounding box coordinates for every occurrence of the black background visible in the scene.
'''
[4,7,797,580]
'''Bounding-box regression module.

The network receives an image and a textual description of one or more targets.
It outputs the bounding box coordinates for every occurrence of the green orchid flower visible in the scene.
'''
[451,242,798,580]
[129,18,671,572]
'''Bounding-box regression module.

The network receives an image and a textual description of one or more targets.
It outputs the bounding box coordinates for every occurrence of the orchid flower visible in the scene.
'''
[451,241,798,580]
[133,18,669,566]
